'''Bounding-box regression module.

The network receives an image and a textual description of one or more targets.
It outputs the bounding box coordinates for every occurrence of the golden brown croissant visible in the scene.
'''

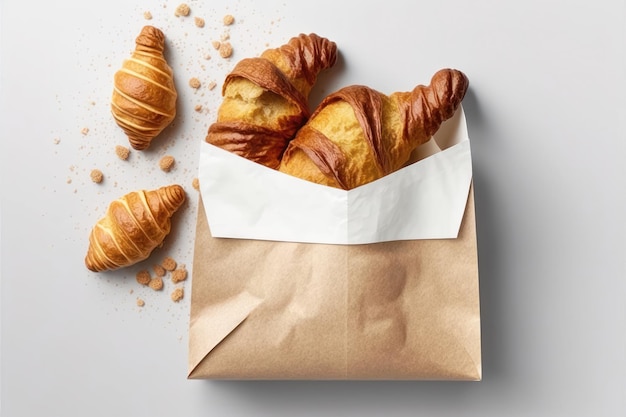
[206,33,337,169]
[278,69,469,189]
[111,26,177,151]
[85,185,186,272]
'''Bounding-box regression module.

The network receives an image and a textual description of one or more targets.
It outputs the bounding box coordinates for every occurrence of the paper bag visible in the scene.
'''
[188,109,481,380]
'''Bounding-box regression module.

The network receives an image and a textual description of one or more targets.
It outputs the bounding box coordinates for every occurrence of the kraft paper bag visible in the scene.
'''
[188,109,481,380]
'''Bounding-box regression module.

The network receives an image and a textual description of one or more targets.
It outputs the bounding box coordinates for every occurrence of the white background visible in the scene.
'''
[1,0,625,416]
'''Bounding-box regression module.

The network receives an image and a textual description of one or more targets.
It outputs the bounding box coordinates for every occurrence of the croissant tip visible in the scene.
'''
[129,139,150,151]
[163,184,186,208]
[84,256,102,273]
[135,25,166,51]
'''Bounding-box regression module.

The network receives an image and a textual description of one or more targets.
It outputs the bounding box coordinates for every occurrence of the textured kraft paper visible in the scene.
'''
[188,189,481,380]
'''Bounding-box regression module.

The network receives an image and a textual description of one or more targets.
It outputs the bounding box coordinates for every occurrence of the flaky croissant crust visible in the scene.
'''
[85,185,185,272]
[111,26,177,151]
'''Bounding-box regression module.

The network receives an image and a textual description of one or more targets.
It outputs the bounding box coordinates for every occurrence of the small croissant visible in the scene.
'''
[279,69,469,189]
[206,33,337,169]
[111,26,177,151]
[85,185,186,272]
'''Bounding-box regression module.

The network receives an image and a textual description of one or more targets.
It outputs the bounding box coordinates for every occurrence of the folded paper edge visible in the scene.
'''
[187,288,263,378]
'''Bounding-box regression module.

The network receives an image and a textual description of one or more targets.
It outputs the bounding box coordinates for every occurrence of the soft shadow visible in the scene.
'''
[199,378,481,412]
[463,86,510,383]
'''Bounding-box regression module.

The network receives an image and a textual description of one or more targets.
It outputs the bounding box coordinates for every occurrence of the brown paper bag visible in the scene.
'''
[188,187,481,380]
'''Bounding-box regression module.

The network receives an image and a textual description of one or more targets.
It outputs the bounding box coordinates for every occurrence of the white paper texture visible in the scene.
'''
[199,108,472,244]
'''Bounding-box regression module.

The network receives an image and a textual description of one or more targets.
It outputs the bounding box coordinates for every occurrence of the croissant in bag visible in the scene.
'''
[85,185,186,272]
[206,33,337,169]
[279,69,469,189]
[111,26,178,150]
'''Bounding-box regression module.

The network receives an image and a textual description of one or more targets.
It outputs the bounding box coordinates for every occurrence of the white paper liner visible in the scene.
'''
[199,108,472,244]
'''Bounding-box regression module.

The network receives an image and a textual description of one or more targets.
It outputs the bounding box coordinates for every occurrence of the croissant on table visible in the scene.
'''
[206,33,337,169]
[111,26,177,151]
[85,185,186,272]
[278,69,469,189]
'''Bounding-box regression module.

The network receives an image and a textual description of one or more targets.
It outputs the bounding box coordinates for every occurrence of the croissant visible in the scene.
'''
[206,33,337,169]
[111,26,177,151]
[85,185,186,272]
[278,69,469,189]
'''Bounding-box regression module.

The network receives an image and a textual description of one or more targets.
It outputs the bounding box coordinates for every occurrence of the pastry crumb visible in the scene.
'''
[153,264,166,277]
[90,169,104,183]
[171,268,187,284]
[53,138,61,144]
[219,42,233,58]
[136,298,145,307]
[207,81,217,90]
[136,270,151,286]
[194,104,203,112]
[188,77,201,89]
[161,257,177,271]
[220,32,230,41]
[171,288,184,302]
[191,177,200,190]
[143,11,152,20]
[212,41,221,50]
[218,42,233,58]
[223,14,235,25]
[159,155,175,172]
[115,145,130,160]
[148,277,164,291]
[81,127,89,135]
[194,17,205,27]
[204,54,212,60]
[174,3,190,17]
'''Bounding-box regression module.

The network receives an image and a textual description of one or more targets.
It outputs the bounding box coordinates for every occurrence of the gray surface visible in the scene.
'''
[2,0,626,416]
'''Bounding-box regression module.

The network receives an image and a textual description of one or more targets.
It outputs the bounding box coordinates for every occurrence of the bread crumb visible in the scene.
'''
[220,32,230,41]
[212,41,221,50]
[171,268,188,283]
[153,264,166,277]
[189,77,201,89]
[174,3,190,17]
[194,104,203,112]
[81,127,89,135]
[204,54,212,60]
[90,169,104,183]
[114,145,130,160]
[207,81,217,90]
[148,276,164,291]
[53,138,61,145]
[161,257,177,271]
[143,11,152,20]
[223,14,235,25]
[192,177,200,190]
[66,178,72,184]
[136,270,151,286]
[219,42,233,58]
[159,155,175,172]
[136,298,145,307]
[194,17,205,27]
[171,288,184,302]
